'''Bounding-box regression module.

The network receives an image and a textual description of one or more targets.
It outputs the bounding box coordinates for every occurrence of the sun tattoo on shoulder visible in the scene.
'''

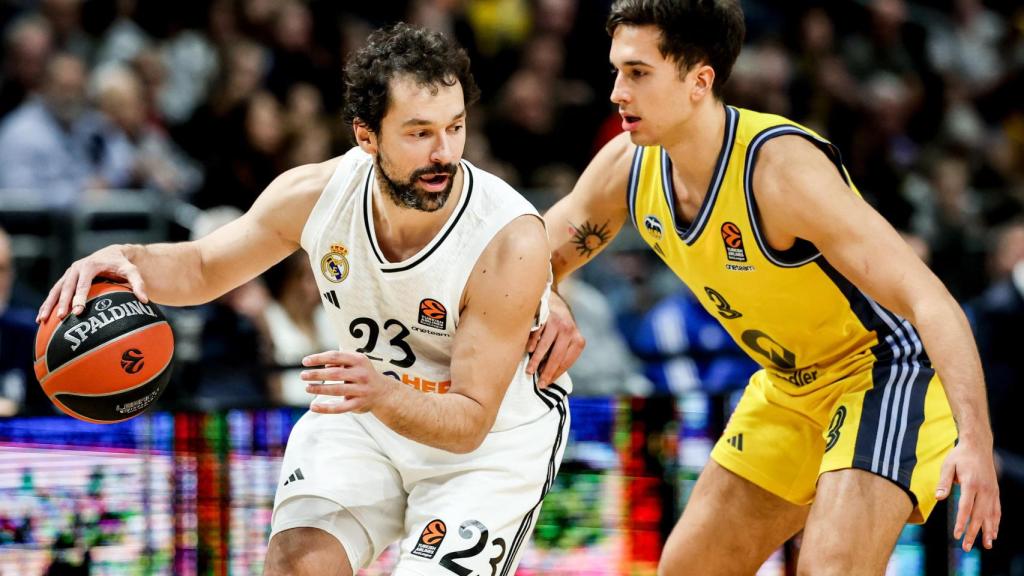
[570,221,611,258]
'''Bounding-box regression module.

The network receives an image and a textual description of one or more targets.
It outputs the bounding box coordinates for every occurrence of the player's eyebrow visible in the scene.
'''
[401,110,467,127]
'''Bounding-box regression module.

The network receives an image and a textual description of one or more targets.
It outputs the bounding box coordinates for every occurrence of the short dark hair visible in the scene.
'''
[343,23,480,134]
[607,0,745,97]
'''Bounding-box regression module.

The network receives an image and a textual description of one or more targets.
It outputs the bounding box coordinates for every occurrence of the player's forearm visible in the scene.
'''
[372,379,492,454]
[121,242,218,306]
[910,295,993,446]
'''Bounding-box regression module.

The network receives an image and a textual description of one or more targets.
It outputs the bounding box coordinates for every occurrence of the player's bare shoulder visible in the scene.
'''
[263,156,343,211]
[247,155,345,246]
[587,131,636,202]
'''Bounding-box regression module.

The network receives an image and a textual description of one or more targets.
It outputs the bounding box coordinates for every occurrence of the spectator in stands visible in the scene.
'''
[0,52,114,207]
[967,220,1024,575]
[0,227,52,416]
[91,65,203,198]
[41,0,92,61]
[557,276,651,396]
[628,288,759,396]
[0,14,53,119]
[261,252,334,407]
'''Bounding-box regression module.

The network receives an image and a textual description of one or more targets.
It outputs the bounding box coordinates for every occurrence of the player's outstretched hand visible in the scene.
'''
[36,245,148,324]
[525,291,585,388]
[302,350,397,414]
[935,440,1001,552]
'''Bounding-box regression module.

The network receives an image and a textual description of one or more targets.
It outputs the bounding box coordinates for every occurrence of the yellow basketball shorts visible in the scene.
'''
[711,366,957,523]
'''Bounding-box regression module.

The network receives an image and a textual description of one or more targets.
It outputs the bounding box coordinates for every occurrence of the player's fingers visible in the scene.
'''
[982,516,997,550]
[37,275,67,323]
[527,326,559,376]
[562,336,585,371]
[538,338,568,387]
[935,458,954,501]
[121,266,149,303]
[962,496,985,552]
[300,364,358,383]
[309,396,359,414]
[54,268,81,319]
[305,380,354,397]
[980,491,1000,549]
[70,268,96,316]
[303,351,355,367]
[955,481,975,542]
[526,328,542,354]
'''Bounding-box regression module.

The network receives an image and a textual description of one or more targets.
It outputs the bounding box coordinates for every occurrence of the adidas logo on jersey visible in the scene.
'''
[283,468,305,486]
[726,433,744,451]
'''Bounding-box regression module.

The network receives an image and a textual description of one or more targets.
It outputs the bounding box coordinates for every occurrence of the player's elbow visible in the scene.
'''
[446,405,494,454]
[446,435,484,454]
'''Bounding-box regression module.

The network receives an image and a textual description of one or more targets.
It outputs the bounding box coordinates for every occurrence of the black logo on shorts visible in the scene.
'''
[726,433,744,451]
[412,519,447,559]
[704,287,742,319]
[282,468,305,486]
[825,406,847,452]
[120,349,145,374]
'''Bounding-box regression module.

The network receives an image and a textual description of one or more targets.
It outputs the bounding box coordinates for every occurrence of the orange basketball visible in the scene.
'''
[33,280,174,423]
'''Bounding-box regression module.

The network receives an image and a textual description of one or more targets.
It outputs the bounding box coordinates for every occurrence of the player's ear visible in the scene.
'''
[691,64,716,101]
[353,120,378,154]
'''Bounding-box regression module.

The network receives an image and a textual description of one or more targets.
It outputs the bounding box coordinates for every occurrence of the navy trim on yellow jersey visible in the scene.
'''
[815,259,933,486]
[742,126,849,267]
[627,146,644,231]
[362,161,475,273]
[663,105,738,245]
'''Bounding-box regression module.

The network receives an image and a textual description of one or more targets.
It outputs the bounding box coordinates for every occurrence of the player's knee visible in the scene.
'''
[796,544,859,576]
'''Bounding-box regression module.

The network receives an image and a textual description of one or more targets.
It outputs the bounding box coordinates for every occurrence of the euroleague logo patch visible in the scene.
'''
[320,243,350,283]
[411,518,447,559]
[418,298,447,330]
[721,222,747,262]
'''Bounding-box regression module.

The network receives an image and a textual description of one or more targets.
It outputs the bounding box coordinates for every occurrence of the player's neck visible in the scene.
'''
[371,166,465,262]
[661,100,727,206]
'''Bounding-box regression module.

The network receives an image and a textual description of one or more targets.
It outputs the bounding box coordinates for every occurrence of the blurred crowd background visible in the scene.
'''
[0,0,1022,573]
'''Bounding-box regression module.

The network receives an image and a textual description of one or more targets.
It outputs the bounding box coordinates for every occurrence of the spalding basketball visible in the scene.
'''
[33,281,174,423]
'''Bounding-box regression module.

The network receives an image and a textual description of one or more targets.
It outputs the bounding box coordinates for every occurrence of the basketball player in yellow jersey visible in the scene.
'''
[528,0,1001,573]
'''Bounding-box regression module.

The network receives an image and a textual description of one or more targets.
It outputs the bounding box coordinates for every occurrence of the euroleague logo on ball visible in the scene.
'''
[120,348,145,374]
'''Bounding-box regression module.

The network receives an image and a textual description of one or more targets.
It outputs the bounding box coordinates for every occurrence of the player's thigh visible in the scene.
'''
[797,468,913,576]
[265,526,352,576]
[393,402,569,575]
[659,460,809,576]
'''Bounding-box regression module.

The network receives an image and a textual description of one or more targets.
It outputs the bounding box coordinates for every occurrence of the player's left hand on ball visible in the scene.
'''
[300,350,392,414]
[935,440,1001,552]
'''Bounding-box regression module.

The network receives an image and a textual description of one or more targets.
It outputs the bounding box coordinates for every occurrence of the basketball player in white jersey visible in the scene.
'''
[37,23,571,576]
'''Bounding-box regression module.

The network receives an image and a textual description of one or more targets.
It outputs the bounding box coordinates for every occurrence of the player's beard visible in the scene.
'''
[375,150,458,213]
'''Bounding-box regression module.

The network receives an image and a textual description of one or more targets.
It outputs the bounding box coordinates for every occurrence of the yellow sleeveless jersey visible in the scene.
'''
[629,106,930,394]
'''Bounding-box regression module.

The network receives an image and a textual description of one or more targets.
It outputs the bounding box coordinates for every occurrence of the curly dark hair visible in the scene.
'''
[607,0,745,98]
[343,23,480,134]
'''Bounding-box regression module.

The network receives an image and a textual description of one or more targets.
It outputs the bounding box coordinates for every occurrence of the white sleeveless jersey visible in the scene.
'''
[300,148,571,433]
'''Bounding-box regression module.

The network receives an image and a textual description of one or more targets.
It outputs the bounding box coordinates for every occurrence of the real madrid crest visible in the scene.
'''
[321,243,350,283]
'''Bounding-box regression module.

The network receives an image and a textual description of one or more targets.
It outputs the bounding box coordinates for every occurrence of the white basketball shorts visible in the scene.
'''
[270,399,569,575]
